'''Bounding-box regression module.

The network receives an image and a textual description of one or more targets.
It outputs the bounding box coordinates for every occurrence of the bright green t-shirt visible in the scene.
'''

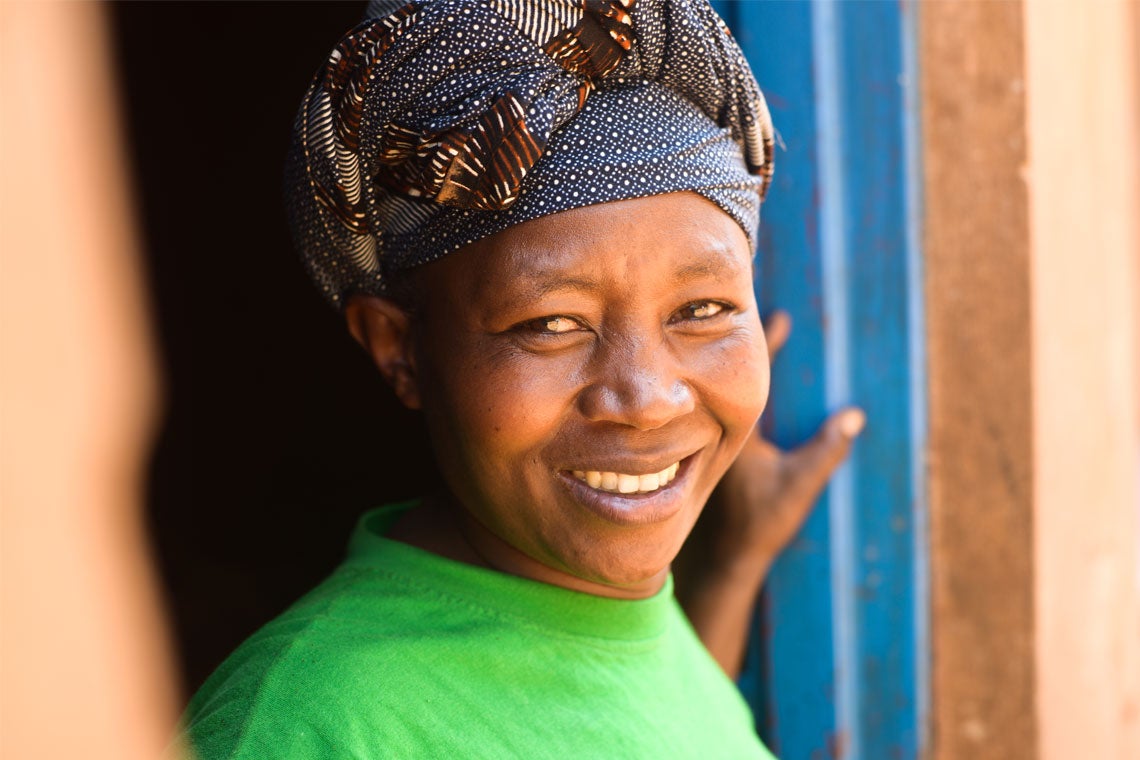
[183,503,776,759]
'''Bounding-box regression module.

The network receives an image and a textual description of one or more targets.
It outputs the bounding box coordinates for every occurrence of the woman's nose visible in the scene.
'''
[577,335,696,430]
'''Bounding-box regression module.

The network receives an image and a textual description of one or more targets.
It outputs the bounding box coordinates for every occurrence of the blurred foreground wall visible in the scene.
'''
[0,3,180,758]
[921,1,1140,758]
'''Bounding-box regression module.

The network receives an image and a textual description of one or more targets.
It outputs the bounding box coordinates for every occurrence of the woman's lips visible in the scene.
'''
[556,455,694,526]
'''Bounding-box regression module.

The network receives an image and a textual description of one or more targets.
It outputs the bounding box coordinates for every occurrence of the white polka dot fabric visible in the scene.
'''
[286,0,774,306]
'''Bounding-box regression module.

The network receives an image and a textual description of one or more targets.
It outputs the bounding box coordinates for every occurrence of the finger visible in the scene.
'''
[762,309,792,360]
[781,407,865,503]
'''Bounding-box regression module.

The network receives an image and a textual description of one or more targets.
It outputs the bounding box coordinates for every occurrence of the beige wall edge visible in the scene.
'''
[1023,1,1140,758]
[920,0,1140,758]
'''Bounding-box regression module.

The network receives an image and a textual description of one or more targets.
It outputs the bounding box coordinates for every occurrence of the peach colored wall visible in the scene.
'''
[0,3,183,759]
[1023,1,1140,759]
[920,1,1140,757]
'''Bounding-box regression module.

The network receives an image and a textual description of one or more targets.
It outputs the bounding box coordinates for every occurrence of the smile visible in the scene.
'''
[569,462,681,495]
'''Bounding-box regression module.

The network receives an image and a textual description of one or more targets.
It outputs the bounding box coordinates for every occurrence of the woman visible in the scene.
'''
[182,1,863,756]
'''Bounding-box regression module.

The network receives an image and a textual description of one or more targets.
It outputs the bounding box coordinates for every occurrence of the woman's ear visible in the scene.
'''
[344,295,421,410]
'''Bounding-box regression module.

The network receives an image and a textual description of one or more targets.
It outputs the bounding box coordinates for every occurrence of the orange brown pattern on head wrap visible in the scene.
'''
[286,0,775,306]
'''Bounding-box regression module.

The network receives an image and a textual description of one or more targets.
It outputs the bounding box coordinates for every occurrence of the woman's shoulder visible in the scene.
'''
[179,556,773,760]
[178,561,468,759]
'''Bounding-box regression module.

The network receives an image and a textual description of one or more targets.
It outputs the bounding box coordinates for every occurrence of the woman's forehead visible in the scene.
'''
[423,193,752,297]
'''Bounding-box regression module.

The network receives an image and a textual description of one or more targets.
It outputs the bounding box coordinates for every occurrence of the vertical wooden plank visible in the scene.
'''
[729,2,929,758]
[918,2,1039,759]
[835,3,922,759]
[731,2,837,757]
[736,0,838,753]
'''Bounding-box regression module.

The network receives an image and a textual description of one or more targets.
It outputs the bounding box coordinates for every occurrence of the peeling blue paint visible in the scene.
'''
[723,2,929,758]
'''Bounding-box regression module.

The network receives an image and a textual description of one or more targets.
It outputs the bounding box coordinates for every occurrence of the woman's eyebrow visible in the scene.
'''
[673,254,745,282]
[517,275,602,300]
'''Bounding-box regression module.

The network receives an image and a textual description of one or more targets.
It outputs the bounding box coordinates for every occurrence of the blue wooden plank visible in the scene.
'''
[730,2,838,757]
[724,1,929,758]
[833,3,926,758]
[899,2,931,751]
[811,1,862,756]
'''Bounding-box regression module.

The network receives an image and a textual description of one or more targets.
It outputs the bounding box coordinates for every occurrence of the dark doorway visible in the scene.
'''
[111,1,438,697]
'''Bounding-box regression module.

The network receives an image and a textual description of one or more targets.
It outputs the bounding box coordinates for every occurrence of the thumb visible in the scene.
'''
[782,407,865,503]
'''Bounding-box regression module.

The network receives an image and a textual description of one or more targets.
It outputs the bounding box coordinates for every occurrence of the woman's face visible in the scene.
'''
[407,192,769,597]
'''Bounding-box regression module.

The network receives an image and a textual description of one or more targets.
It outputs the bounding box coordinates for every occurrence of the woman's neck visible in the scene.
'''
[386,492,668,600]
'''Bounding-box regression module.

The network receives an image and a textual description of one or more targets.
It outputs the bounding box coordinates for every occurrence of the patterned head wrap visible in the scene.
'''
[286,0,774,306]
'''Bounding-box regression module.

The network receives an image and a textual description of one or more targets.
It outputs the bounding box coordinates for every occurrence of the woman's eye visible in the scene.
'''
[525,315,582,334]
[675,301,727,321]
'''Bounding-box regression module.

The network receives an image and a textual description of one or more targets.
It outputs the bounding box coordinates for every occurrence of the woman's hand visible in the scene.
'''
[674,310,865,677]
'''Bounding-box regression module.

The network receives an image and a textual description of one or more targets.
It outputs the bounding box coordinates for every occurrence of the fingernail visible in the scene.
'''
[838,409,866,438]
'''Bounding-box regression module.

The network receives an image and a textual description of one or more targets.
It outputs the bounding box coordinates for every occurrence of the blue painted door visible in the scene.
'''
[712,2,929,758]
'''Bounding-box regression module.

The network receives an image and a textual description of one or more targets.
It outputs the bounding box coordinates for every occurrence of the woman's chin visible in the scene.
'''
[561,548,679,597]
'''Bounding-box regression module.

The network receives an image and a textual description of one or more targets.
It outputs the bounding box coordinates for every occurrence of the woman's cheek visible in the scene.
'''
[692,328,770,437]
[453,347,585,451]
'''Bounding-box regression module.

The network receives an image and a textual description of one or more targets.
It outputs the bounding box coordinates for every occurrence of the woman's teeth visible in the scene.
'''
[571,463,680,494]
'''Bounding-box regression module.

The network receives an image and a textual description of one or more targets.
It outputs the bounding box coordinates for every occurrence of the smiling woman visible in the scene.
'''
[349,193,769,599]
[177,1,859,758]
